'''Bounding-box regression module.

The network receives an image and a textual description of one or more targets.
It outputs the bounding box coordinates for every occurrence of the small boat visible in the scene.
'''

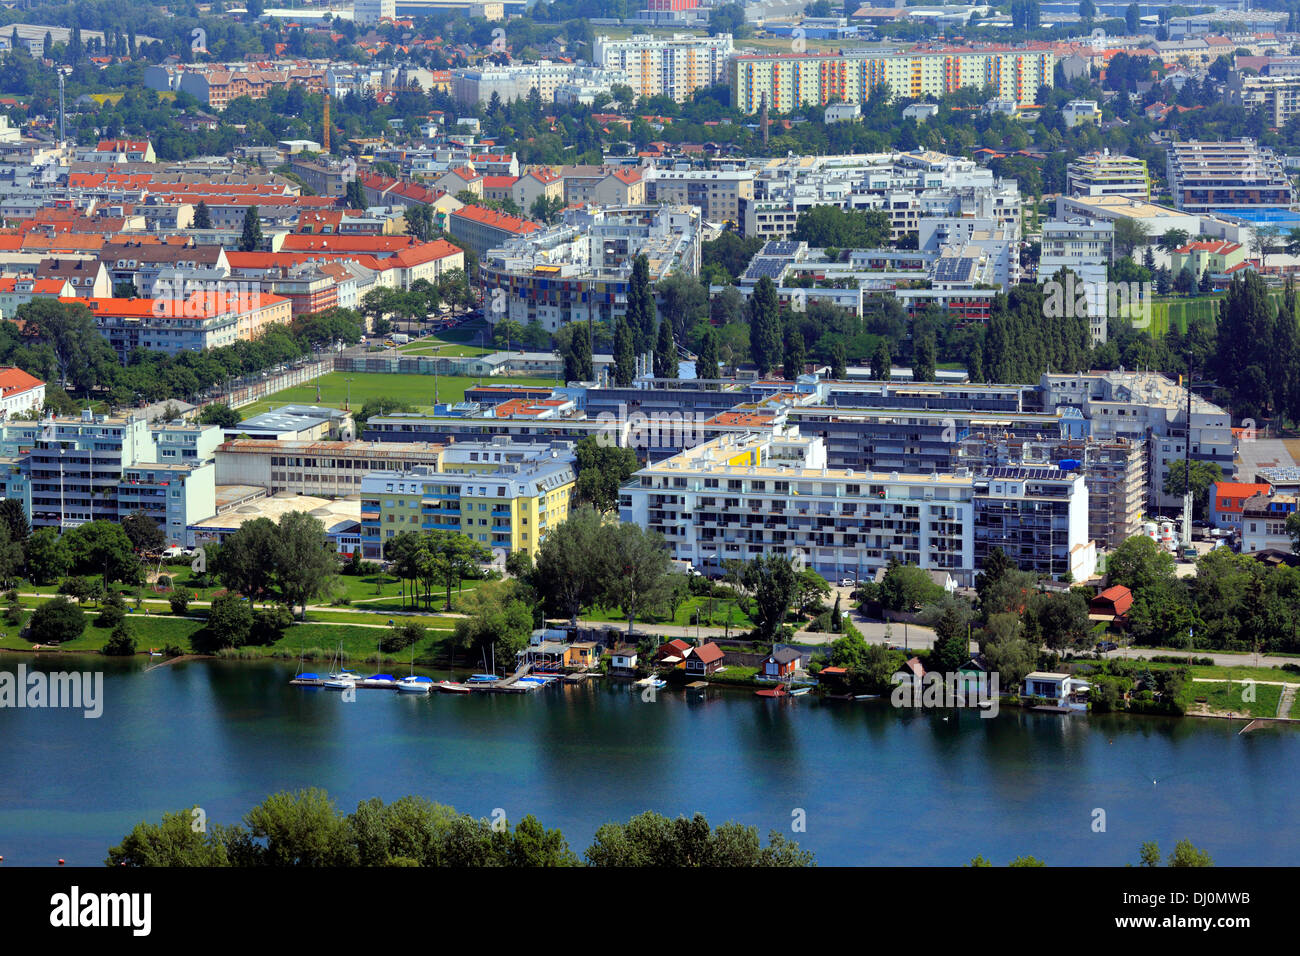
[854,694,881,700]
[466,673,499,684]
[437,680,471,694]
[755,684,788,698]
[147,648,162,657]
[360,673,398,687]
[323,674,357,690]
[397,675,435,694]
[789,686,812,696]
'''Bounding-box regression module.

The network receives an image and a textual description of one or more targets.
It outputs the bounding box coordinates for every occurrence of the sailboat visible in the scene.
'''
[397,643,433,694]
[466,642,498,684]
[323,642,359,689]
[292,645,321,685]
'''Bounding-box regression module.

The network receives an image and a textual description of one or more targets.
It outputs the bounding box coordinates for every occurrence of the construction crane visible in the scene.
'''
[322,92,330,153]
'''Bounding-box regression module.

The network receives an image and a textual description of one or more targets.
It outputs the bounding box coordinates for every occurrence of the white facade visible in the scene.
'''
[353,0,395,25]
[593,33,733,102]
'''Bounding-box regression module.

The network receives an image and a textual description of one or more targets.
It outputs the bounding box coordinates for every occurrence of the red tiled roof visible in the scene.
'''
[0,366,44,396]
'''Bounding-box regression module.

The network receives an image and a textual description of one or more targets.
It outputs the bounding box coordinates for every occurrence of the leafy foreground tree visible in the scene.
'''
[106,789,813,867]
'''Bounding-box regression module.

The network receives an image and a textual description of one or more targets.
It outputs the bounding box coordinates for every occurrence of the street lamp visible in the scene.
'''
[344,377,353,411]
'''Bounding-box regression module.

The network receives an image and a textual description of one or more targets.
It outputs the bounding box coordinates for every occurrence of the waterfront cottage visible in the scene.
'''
[685,642,725,678]
[761,647,802,680]
[656,639,693,666]
[894,657,926,687]
[1022,672,1091,709]
[610,644,638,675]
[565,642,600,669]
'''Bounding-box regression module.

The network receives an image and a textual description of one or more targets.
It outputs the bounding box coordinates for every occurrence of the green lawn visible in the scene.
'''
[1188,681,1283,719]
[236,371,556,418]
[578,595,756,629]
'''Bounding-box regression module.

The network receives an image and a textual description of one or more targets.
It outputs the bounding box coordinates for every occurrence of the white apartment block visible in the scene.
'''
[1040,371,1234,510]
[1066,150,1150,200]
[643,167,754,225]
[354,0,397,25]
[592,33,733,103]
[1038,217,1115,343]
[451,62,630,105]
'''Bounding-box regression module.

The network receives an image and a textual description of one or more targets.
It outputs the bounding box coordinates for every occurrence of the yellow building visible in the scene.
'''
[728,46,1055,113]
[361,449,575,560]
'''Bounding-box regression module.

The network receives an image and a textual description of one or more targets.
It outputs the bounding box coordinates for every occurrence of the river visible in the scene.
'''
[0,655,1296,866]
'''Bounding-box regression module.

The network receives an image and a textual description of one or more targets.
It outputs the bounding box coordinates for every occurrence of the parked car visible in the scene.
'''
[1095,641,1118,653]
[839,578,855,588]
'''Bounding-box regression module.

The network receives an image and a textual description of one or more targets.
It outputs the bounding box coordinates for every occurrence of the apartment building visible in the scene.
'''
[0,367,45,418]
[619,430,980,583]
[118,461,216,548]
[451,63,629,106]
[1038,217,1115,343]
[592,33,733,102]
[78,292,292,361]
[643,167,754,225]
[354,0,396,24]
[359,453,576,559]
[1165,139,1295,212]
[1227,72,1300,127]
[1240,492,1298,553]
[1066,151,1150,200]
[728,46,1056,113]
[973,466,1094,582]
[214,439,449,496]
[28,412,156,530]
[478,204,701,330]
[448,205,540,256]
[1040,370,1234,510]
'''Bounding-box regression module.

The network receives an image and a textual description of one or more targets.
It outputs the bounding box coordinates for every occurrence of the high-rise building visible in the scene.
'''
[593,33,732,103]
[728,46,1055,113]
[353,0,396,26]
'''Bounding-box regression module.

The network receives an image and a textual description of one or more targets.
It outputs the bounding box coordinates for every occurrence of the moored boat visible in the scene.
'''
[397,675,435,694]
[437,680,471,694]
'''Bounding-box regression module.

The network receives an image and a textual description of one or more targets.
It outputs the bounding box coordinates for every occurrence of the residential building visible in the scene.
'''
[1165,139,1295,212]
[214,439,449,496]
[1170,240,1246,278]
[592,33,733,103]
[1208,481,1273,531]
[643,167,754,225]
[1241,492,1299,553]
[451,62,629,106]
[448,205,540,255]
[118,461,216,548]
[1038,217,1115,343]
[1066,150,1150,200]
[479,204,701,331]
[1062,99,1101,127]
[354,0,396,24]
[359,450,576,559]
[78,292,292,361]
[728,46,1056,113]
[28,412,156,530]
[0,367,45,418]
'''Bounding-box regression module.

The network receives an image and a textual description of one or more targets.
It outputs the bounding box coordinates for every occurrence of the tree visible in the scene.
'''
[0,526,21,588]
[1078,0,1095,18]
[878,561,943,611]
[928,596,973,672]
[657,272,707,339]
[600,522,673,637]
[870,340,891,381]
[531,506,609,623]
[573,437,639,514]
[748,277,781,376]
[206,593,253,649]
[0,498,29,545]
[243,788,358,867]
[696,326,720,381]
[19,298,118,393]
[1163,459,1224,521]
[1168,839,1213,867]
[107,807,248,867]
[912,334,936,383]
[105,619,137,656]
[170,590,192,615]
[239,205,263,252]
[791,206,890,248]
[561,323,593,382]
[653,317,676,380]
[192,201,212,230]
[613,316,635,386]
[274,511,340,618]
[1106,535,1177,595]
[783,319,805,381]
[422,530,491,613]
[1113,218,1149,259]
[1024,590,1092,651]
[213,517,280,602]
[24,528,70,585]
[625,254,656,355]
[199,403,241,428]
[452,579,535,664]
[742,555,798,642]
[122,512,166,554]
[344,178,366,211]
[380,620,425,654]
[1125,1,1139,32]
[64,521,139,584]
[28,597,86,645]
[585,811,813,867]
[830,342,847,380]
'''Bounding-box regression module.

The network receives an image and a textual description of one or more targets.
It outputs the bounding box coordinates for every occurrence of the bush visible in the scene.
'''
[250,604,294,645]
[104,622,137,656]
[1150,654,1214,666]
[28,597,86,645]
[163,643,184,657]
[169,590,192,615]
[380,621,425,654]
[157,575,172,591]
[96,604,126,629]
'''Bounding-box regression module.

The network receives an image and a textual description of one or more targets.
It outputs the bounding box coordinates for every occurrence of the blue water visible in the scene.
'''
[0,655,1296,866]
